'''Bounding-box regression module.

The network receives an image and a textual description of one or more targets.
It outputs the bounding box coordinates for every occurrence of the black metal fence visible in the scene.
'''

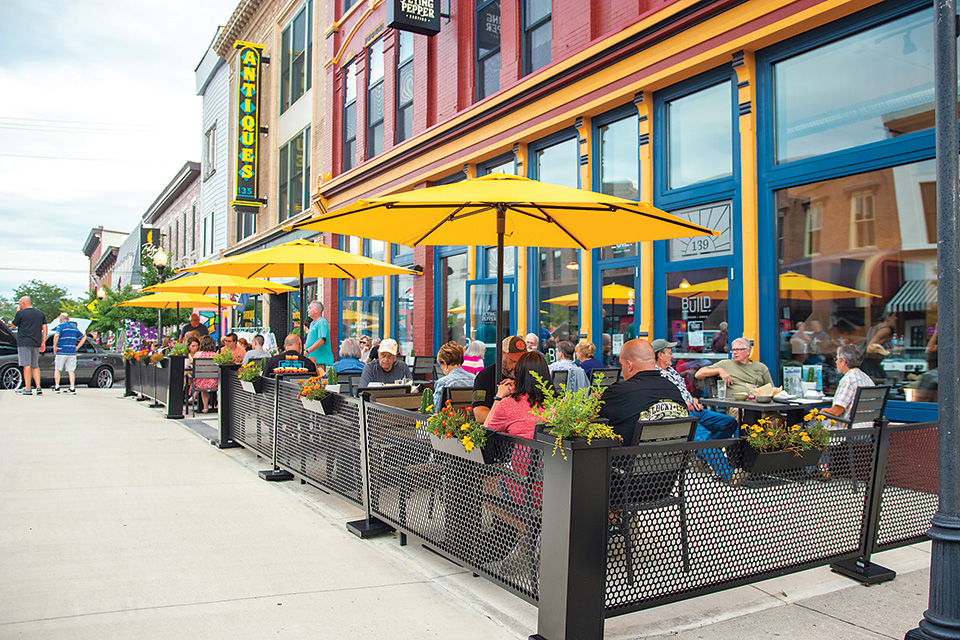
[126,358,185,419]
[215,377,939,640]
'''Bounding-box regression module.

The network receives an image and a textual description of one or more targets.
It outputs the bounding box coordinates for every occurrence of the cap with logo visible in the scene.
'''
[502,335,526,359]
[650,339,678,353]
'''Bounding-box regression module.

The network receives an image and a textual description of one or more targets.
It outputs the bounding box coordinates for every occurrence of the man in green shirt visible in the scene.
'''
[695,337,773,398]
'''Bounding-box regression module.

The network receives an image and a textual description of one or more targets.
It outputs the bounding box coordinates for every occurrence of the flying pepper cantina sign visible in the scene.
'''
[233,41,265,208]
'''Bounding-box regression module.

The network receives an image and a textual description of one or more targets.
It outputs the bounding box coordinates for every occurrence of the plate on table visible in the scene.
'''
[774,391,796,401]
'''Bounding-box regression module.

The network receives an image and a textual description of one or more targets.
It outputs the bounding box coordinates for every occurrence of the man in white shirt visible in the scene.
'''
[821,344,875,428]
[548,340,589,393]
[241,334,271,364]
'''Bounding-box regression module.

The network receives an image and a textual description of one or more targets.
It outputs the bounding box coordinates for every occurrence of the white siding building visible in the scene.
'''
[195,28,231,261]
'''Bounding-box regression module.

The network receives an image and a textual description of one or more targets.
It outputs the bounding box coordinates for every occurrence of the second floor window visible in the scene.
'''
[476,0,500,100]
[203,123,216,179]
[804,203,822,257]
[522,0,550,76]
[279,126,311,222]
[367,38,385,158]
[343,62,357,171]
[851,192,876,248]
[396,31,414,143]
[281,1,313,113]
[237,211,256,242]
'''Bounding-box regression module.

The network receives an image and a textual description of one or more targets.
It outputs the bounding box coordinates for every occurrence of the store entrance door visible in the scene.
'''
[466,277,515,367]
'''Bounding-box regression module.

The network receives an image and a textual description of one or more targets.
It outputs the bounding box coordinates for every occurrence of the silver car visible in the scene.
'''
[0,319,124,390]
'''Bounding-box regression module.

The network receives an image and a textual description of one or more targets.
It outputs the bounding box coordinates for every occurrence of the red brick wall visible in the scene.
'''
[412,245,434,357]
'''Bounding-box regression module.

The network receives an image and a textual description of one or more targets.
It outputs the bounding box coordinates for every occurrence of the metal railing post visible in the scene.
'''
[211,365,239,449]
[531,440,615,640]
[123,360,135,397]
[260,377,293,481]
[831,420,895,584]
[164,356,185,419]
[347,395,395,538]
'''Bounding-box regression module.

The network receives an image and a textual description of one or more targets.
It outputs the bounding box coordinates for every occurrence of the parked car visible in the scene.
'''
[0,319,124,389]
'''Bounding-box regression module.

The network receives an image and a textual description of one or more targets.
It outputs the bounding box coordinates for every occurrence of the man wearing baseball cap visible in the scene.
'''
[472,335,526,425]
[358,338,412,387]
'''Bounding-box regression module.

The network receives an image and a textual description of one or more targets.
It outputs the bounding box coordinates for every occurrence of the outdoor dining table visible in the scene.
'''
[701,396,834,428]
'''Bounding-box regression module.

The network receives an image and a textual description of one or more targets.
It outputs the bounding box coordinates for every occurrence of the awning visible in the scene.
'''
[885,280,937,313]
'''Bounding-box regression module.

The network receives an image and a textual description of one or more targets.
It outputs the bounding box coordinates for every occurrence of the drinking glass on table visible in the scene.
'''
[717,379,727,399]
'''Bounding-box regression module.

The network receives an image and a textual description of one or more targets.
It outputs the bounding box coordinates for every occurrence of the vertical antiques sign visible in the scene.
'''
[387,0,441,36]
[232,41,265,208]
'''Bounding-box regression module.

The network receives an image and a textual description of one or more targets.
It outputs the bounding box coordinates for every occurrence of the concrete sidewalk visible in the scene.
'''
[0,388,933,639]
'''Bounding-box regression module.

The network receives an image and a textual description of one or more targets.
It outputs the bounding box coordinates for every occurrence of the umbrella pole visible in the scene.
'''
[299,264,305,341]
[176,302,180,338]
[218,286,222,344]
[495,205,505,384]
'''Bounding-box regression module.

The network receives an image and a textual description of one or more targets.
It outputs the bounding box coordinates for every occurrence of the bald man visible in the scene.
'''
[263,334,318,378]
[12,297,47,394]
[598,339,687,442]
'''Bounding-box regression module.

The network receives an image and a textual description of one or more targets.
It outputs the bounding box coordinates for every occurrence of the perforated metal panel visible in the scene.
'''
[275,381,363,505]
[604,432,876,616]
[224,375,274,459]
[364,402,543,603]
[876,423,938,550]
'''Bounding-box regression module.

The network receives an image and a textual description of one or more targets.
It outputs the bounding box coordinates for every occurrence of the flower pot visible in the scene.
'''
[429,433,493,464]
[300,394,337,415]
[533,421,620,450]
[239,378,264,394]
[325,384,341,394]
[739,444,822,473]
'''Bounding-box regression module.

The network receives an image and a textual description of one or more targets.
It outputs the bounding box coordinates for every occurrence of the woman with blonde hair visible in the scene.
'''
[432,341,476,410]
[574,341,604,379]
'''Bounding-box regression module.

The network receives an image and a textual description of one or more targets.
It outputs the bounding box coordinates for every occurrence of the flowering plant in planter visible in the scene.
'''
[530,371,620,456]
[135,350,152,364]
[237,361,262,382]
[149,352,165,365]
[422,400,487,453]
[743,410,830,453]
[297,376,330,401]
[123,349,137,361]
[212,351,235,365]
[169,342,188,357]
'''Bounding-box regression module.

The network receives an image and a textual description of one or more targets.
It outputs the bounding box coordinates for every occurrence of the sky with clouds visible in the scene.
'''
[0,0,239,301]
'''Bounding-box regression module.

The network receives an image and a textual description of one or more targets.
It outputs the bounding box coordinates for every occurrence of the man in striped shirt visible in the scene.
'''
[821,344,875,428]
[52,313,86,394]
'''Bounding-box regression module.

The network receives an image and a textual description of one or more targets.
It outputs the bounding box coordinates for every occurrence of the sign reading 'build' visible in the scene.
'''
[387,0,441,36]
[233,41,265,208]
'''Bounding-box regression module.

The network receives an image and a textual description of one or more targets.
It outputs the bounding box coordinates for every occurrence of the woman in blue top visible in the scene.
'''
[432,341,476,411]
[575,341,604,379]
[332,338,365,375]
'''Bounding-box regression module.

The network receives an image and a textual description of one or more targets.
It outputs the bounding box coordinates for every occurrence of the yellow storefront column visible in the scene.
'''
[576,116,592,342]
[635,92,654,339]
[513,144,528,335]
[734,51,760,355]
[465,164,478,285]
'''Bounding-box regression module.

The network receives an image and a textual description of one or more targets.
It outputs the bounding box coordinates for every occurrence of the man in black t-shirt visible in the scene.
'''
[264,334,317,378]
[599,339,687,443]
[12,297,47,395]
[472,335,526,425]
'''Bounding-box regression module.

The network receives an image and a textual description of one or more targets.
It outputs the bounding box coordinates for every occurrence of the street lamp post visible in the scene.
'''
[153,249,168,341]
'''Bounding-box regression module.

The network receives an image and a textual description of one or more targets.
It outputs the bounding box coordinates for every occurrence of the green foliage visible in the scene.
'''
[212,351,235,365]
[12,280,68,323]
[744,410,831,453]
[169,342,189,356]
[420,388,434,414]
[530,371,621,455]
[237,361,262,382]
[326,367,338,386]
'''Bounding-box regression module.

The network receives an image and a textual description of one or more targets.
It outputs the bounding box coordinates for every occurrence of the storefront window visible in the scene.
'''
[238,294,263,328]
[289,281,318,334]
[775,159,937,403]
[774,8,943,163]
[666,81,732,189]
[665,268,730,395]
[440,252,468,346]
[599,114,639,200]
[599,267,635,368]
[396,272,415,355]
[484,246,515,277]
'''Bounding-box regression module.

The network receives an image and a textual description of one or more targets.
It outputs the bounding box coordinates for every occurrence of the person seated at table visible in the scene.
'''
[359,338,411,387]
[263,334,317,378]
[574,341,604,379]
[598,339,688,442]
[432,341,476,410]
[485,351,555,438]
[241,334,271,364]
[652,339,738,441]
[185,336,201,366]
[819,344,875,428]
[332,338,366,375]
[548,340,589,393]
[462,340,486,376]
[193,336,220,413]
[222,332,246,364]
[472,335,526,425]
[694,337,773,402]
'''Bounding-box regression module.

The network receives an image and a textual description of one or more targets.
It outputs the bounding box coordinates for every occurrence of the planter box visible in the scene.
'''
[239,378,264,394]
[300,394,337,415]
[429,433,494,464]
[534,421,620,451]
[739,444,822,473]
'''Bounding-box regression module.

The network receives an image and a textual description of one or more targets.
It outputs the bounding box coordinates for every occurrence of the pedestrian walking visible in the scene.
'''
[52,313,87,394]
[11,296,47,395]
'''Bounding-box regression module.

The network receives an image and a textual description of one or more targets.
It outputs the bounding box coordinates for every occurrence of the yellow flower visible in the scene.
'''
[461,424,468,431]
[804,412,816,422]
[462,436,474,451]
[791,425,802,431]
[766,431,774,436]
[800,433,811,441]
[415,421,422,428]
[758,417,771,425]
[750,425,763,432]
[750,433,758,438]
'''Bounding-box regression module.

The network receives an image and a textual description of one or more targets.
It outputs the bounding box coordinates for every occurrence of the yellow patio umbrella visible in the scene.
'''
[448,305,467,314]
[287,173,716,376]
[178,239,419,337]
[666,272,881,301]
[143,274,297,338]
[118,292,239,336]
[543,283,635,307]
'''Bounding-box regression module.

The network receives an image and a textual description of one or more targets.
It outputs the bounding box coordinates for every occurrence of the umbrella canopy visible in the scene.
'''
[288,173,716,378]
[178,239,419,337]
[666,272,881,301]
[117,292,239,309]
[448,305,467,314]
[142,274,297,295]
[543,283,635,307]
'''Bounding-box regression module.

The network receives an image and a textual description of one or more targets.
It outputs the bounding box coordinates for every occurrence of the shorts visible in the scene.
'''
[17,346,39,368]
[55,354,77,372]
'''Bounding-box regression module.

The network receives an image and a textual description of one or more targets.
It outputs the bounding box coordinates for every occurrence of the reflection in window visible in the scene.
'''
[484,246,515,277]
[522,0,551,75]
[279,126,311,222]
[776,159,937,403]
[804,203,822,257]
[343,62,357,171]
[396,273,414,355]
[476,0,501,100]
[667,82,732,189]
[665,268,730,394]
[599,267,636,368]
[396,31,414,143]
[441,252,468,350]
[367,38,385,158]
[774,8,948,163]
[599,114,638,200]
[281,1,313,114]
